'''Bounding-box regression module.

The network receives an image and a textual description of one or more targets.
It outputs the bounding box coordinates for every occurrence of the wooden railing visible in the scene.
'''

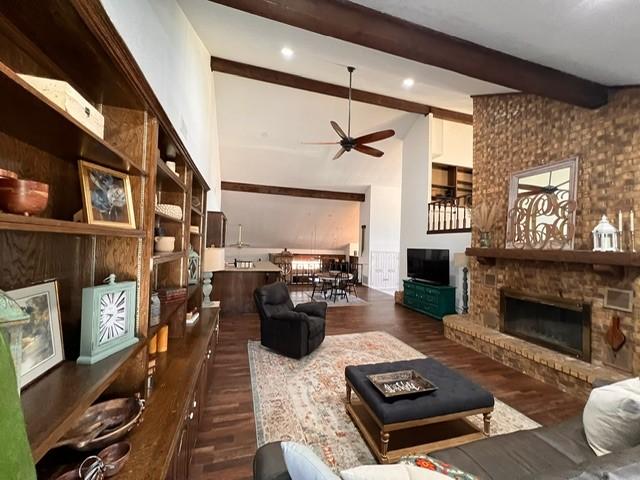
[427,194,472,234]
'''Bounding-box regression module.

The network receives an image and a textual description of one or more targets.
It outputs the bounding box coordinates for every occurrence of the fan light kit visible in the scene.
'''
[304,66,395,159]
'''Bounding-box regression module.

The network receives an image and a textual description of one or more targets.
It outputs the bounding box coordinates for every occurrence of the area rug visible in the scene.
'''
[289,289,368,307]
[248,331,541,471]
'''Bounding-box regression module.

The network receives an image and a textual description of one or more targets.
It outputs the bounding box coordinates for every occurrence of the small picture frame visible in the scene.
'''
[8,281,64,389]
[78,160,136,229]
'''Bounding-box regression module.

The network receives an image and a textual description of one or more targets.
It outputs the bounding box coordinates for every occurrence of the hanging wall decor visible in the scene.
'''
[506,157,579,250]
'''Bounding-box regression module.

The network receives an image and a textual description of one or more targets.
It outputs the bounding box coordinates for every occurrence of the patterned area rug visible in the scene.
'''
[248,331,541,471]
[289,289,368,308]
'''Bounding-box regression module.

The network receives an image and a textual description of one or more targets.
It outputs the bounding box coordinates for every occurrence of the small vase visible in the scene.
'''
[479,231,492,248]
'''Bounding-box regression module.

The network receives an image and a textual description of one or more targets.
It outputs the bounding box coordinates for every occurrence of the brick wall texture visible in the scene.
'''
[470,89,640,376]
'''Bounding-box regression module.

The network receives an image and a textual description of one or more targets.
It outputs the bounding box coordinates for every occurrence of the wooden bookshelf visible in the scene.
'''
[23,341,146,462]
[431,162,473,201]
[0,214,145,237]
[0,2,211,477]
[0,61,144,175]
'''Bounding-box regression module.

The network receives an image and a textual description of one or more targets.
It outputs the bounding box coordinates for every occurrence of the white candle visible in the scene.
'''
[631,210,635,232]
[618,210,623,232]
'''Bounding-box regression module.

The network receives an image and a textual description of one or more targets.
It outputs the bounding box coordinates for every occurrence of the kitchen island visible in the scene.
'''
[212,261,282,316]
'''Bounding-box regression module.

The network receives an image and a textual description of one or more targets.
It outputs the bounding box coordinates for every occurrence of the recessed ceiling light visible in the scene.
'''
[403,78,415,89]
[281,47,294,59]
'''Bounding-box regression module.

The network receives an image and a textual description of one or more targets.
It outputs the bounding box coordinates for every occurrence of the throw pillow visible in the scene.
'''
[399,455,478,480]
[281,442,340,480]
[341,464,451,480]
[583,377,640,456]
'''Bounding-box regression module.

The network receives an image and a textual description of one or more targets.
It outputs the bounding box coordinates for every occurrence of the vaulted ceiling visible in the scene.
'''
[352,0,640,86]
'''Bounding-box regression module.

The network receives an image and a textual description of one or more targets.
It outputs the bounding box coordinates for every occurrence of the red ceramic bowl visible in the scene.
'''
[0,168,17,179]
[0,178,48,216]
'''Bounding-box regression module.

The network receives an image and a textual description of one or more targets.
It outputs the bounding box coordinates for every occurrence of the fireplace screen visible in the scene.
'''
[500,290,591,360]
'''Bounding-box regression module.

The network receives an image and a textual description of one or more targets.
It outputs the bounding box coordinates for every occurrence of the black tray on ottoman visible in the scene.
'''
[345,358,495,464]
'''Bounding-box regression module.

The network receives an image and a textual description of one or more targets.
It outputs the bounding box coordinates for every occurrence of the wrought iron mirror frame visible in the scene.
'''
[506,156,579,250]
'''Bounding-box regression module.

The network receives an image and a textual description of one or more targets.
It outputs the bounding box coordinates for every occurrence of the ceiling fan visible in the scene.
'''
[304,66,395,160]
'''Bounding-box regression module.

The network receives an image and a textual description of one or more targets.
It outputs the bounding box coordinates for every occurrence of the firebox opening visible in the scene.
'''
[500,289,591,361]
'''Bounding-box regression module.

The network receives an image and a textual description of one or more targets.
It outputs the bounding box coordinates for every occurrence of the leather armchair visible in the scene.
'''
[254,282,327,359]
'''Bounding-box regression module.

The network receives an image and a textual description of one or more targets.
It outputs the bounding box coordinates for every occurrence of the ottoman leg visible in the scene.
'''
[380,431,390,463]
[346,383,352,404]
[483,412,492,436]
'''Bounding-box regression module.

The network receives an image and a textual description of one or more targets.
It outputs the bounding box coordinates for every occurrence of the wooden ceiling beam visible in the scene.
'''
[221,181,366,202]
[208,0,609,109]
[211,56,473,125]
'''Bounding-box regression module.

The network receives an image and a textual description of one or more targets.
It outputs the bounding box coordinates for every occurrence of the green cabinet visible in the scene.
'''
[403,280,456,319]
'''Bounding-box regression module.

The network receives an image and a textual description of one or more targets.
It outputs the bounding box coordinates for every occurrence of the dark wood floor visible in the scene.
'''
[190,286,585,480]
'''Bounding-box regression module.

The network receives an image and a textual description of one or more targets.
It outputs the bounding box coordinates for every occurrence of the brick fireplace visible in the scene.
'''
[443,88,640,398]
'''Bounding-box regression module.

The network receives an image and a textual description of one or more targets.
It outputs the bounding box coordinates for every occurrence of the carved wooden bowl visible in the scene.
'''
[98,441,131,477]
[54,397,145,452]
[0,168,17,179]
[0,178,48,216]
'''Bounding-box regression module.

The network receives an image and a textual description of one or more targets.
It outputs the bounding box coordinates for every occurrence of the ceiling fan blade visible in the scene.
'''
[353,129,395,145]
[333,147,346,160]
[354,144,384,158]
[330,121,347,140]
[301,141,340,145]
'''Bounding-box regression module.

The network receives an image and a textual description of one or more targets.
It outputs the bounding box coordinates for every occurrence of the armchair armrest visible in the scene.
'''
[294,301,328,319]
[272,310,309,323]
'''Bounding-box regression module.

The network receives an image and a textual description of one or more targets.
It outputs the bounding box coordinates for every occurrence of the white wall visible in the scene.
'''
[101,0,221,209]
[398,115,473,311]
[399,115,431,285]
[221,191,360,250]
[431,119,473,168]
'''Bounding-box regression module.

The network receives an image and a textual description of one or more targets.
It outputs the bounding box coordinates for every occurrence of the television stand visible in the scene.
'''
[402,279,456,320]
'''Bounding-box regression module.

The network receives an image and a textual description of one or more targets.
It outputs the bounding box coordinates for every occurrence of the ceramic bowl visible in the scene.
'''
[0,178,48,216]
[0,168,17,179]
[154,235,175,253]
[98,441,131,477]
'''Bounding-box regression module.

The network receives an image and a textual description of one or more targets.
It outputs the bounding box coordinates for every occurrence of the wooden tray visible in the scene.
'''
[367,370,437,398]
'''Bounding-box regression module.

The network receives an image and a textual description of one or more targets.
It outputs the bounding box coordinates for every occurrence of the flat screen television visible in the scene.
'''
[407,249,449,286]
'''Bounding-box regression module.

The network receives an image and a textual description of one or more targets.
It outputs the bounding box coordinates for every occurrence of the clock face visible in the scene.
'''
[98,290,128,345]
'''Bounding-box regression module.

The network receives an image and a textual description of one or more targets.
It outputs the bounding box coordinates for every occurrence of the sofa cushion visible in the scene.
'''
[583,377,640,456]
[431,416,595,480]
[341,464,451,480]
[254,441,292,480]
[281,442,339,480]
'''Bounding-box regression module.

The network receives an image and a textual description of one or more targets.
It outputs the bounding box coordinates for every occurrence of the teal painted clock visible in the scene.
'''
[77,274,138,365]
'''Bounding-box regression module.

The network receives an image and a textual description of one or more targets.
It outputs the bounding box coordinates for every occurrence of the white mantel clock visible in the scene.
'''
[77,274,138,365]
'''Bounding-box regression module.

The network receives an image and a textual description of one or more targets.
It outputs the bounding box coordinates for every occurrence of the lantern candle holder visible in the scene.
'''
[592,215,620,252]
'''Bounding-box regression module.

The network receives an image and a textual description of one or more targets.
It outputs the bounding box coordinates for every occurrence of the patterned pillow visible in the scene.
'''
[399,455,477,480]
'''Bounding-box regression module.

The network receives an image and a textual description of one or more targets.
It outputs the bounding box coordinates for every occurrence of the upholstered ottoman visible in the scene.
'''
[345,358,495,463]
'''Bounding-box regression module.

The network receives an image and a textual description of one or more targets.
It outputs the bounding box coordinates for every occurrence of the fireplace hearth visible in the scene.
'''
[500,289,591,361]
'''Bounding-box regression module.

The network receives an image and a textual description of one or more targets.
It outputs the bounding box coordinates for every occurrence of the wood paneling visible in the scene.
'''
[208,0,609,108]
[221,181,366,202]
[212,271,281,315]
[190,286,585,480]
[210,57,473,125]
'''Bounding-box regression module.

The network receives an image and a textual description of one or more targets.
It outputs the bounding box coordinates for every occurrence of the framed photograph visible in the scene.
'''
[8,281,64,389]
[78,160,136,229]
